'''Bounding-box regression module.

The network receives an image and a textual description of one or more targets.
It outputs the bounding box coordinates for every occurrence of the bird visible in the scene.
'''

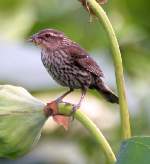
[29,28,118,112]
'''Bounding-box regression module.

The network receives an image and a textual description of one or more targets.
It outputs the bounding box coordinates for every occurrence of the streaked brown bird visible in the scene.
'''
[29,28,118,111]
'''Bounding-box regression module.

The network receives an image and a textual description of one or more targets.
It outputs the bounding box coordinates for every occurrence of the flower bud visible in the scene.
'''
[0,85,47,159]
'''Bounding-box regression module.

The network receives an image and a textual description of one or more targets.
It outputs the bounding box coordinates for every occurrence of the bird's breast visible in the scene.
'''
[41,49,92,88]
[41,49,72,85]
[41,49,69,68]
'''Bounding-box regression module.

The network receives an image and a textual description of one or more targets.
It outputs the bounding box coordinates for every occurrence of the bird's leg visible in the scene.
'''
[72,89,87,113]
[55,88,74,103]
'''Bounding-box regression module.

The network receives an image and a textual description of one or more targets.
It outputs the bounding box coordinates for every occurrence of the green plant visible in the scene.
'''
[0,1,150,164]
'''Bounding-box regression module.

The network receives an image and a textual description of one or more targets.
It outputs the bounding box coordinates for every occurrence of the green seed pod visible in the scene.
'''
[0,85,47,159]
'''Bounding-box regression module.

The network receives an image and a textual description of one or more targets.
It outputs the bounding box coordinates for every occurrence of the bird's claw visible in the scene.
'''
[70,104,80,121]
[72,104,80,113]
[55,98,63,104]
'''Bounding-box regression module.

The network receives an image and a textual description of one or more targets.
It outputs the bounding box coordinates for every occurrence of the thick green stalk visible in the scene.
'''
[86,0,131,139]
[59,103,116,164]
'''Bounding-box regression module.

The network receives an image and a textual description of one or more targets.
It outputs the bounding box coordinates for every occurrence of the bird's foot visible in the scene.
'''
[55,97,63,104]
[70,104,80,121]
[72,104,80,113]
[60,101,69,104]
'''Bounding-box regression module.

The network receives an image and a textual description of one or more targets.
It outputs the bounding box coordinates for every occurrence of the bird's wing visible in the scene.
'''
[65,44,104,77]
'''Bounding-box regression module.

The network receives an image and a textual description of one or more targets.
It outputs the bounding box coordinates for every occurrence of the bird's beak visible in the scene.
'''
[27,34,43,47]
[27,37,33,43]
[27,35,36,43]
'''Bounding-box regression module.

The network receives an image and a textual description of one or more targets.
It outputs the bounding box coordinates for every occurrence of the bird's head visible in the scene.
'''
[29,29,65,49]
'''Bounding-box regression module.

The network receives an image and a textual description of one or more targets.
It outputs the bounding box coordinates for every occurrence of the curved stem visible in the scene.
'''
[86,0,131,139]
[58,103,116,164]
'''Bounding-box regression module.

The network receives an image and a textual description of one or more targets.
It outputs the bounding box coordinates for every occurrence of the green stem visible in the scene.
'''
[86,0,131,139]
[59,103,116,164]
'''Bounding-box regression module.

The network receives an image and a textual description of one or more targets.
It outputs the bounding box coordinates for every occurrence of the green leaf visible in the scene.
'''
[0,85,47,159]
[116,136,150,164]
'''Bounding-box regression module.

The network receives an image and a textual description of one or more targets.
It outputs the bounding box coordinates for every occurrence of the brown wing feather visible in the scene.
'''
[66,44,104,77]
[78,56,104,77]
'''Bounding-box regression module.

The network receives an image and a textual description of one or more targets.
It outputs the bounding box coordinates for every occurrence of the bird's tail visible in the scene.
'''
[93,78,119,104]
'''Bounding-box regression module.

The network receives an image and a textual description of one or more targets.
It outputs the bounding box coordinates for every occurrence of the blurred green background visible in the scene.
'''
[0,0,150,164]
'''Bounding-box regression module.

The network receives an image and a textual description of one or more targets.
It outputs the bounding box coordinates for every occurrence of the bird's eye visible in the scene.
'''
[45,34,50,38]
